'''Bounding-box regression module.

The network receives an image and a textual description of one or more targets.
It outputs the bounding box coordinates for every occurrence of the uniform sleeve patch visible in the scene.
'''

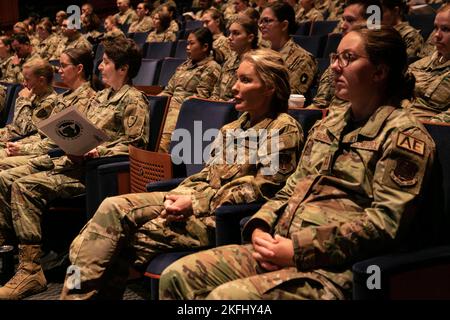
[390,159,418,187]
[396,132,425,156]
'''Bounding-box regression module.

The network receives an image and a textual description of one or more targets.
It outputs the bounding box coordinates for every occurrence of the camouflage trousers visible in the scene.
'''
[158,100,181,153]
[160,244,350,300]
[62,192,215,299]
[0,157,85,244]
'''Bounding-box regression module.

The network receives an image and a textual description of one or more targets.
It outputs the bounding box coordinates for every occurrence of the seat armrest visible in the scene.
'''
[352,245,450,300]
[214,203,264,246]
[146,178,185,192]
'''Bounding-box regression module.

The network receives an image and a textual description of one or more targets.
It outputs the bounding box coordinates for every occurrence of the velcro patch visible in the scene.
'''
[300,73,308,84]
[396,132,425,156]
[127,115,137,128]
[390,159,418,187]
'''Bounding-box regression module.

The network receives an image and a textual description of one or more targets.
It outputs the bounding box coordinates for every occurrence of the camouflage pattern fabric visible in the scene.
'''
[36,34,61,61]
[394,22,424,59]
[418,32,436,59]
[114,8,139,26]
[307,66,348,110]
[327,0,345,21]
[145,29,176,42]
[279,39,317,95]
[159,104,435,300]
[103,29,127,41]
[158,56,221,152]
[210,52,240,101]
[407,52,450,120]
[1,52,40,84]
[212,33,232,65]
[61,111,304,299]
[0,89,57,142]
[0,84,6,114]
[129,16,154,33]
[296,7,324,24]
[50,34,93,61]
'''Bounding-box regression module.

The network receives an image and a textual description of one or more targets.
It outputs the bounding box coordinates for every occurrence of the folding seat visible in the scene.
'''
[322,33,342,58]
[0,82,23,127]
[310,20,339,36]
[295,21,312,36]
[173,39,187,59]
[143,41,175,59]
[132,59,161,86]
[292,35,326,58]
[132,32,150,49]
[406,14,436,39]
[157,57,186,87]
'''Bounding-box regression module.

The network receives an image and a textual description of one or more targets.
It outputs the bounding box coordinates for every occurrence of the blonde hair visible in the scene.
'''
[23,57,54,84]
[242,48,290,113]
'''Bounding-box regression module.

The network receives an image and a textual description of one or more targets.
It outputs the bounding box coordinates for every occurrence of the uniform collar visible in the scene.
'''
[186,55,214,69]
[105,84,131,103]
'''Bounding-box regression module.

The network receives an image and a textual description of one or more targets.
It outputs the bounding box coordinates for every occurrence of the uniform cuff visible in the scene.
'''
[292,228,316,271]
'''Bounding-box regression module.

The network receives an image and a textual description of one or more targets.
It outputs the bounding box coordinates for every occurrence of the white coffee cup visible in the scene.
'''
[288,94,305,109]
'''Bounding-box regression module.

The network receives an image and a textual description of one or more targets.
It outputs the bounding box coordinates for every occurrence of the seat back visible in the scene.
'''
[144,42,175,59]
[0,83,23,127]
[287,108,324,135]
[174,39,187,59]
[132,32,150,48]
[157,58,185,87]
[322,33,342,58]
[406,14,435,39]
[147,95,170,151]
[295,21,311,35]
[292,35,326,57]
[132,59,160,86]
[310,20,339,36]
[169,98,239,176]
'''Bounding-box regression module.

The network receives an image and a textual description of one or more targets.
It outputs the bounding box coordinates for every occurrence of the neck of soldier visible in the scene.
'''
[270,34,289,52]
[350,92,386,122]
[68,77,86,91]
[34,84,53,98]
[110,78,127,91]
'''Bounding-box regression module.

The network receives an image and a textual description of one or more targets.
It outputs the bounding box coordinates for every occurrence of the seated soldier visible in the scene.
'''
[145,10,176,42]
[60,48,305,300]
[159,26,435,301]
[0,37,149,300]
[407,3,450,120]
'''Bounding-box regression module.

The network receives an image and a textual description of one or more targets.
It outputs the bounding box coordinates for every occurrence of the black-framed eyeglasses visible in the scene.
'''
[59,62,75,69]
[258,18,277,26]
[330,52,369,68]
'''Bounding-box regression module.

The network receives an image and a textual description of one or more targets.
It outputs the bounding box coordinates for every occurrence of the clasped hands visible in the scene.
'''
[160,194,194,222]
[251,228,295,271]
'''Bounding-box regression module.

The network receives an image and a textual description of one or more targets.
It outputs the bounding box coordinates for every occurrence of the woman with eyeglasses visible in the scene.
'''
[259,2,317,96]
[159,26,435,300]
[210,15,259,101]
[408,3,450,121]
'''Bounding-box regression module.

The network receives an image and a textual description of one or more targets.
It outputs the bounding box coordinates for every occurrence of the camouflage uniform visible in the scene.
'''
[50,34,93,61]
[210,52,240,101]
[0,84,149,247]
[0,56,13,79]
[0,85,6,114]
[418,32,436,59]
[103,29,127,41]
[160,104,435,300]
[406,52,450,120]
[308,66,348,110]
[61,111,304,299]
[279,39,317,96]
[295,7,324,24]
[0,89,57,143]
[315,0,330,15]
[158,56,221,152]
[114,8,139,26]
[394,22,423,59]
[212,33,231,65]
[36,34,60,61]
[145,29,176,42]
[327,0,345,21]
[167,20,179,34]
[128,16,154,33]
[1,52,40,84]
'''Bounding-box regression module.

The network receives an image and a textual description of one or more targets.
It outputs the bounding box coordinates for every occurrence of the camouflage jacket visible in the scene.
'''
[0,84,6,114]
[0,56,13,80]
[1,52,40,83]
[51,34,93,61]
[36,33,61,60]
[169,111,304,216]
[146,29,176,42]
[295,7,324,24]
[243,105,434,288]
[85,84,149,157]
[18,82,96,155]
[114,8,139,26]
[418,31,436,59]
[129,16,154,33]
[104,29,127,41]
[210,52,240,101]
[159,56,221,144]
[279,39,317,95]
[407,52,450,120]
[394,21,423,59]
[327,0,345,20]
[213,33,231,65]
[0,88,57,142]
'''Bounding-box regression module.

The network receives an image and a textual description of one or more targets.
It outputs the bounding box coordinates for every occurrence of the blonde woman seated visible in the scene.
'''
[145,10,177,43]
[61,48,304,300]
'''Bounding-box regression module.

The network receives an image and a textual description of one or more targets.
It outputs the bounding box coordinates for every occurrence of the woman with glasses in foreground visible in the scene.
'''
[159,26,435,300]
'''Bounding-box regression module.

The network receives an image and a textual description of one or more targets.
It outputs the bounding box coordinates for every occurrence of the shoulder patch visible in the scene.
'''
[127,115,137,128]
[396,132,425,156]
[390,159,418,187]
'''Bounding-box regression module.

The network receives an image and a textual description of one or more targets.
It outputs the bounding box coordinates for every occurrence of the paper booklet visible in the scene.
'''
[37,105,109,156]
